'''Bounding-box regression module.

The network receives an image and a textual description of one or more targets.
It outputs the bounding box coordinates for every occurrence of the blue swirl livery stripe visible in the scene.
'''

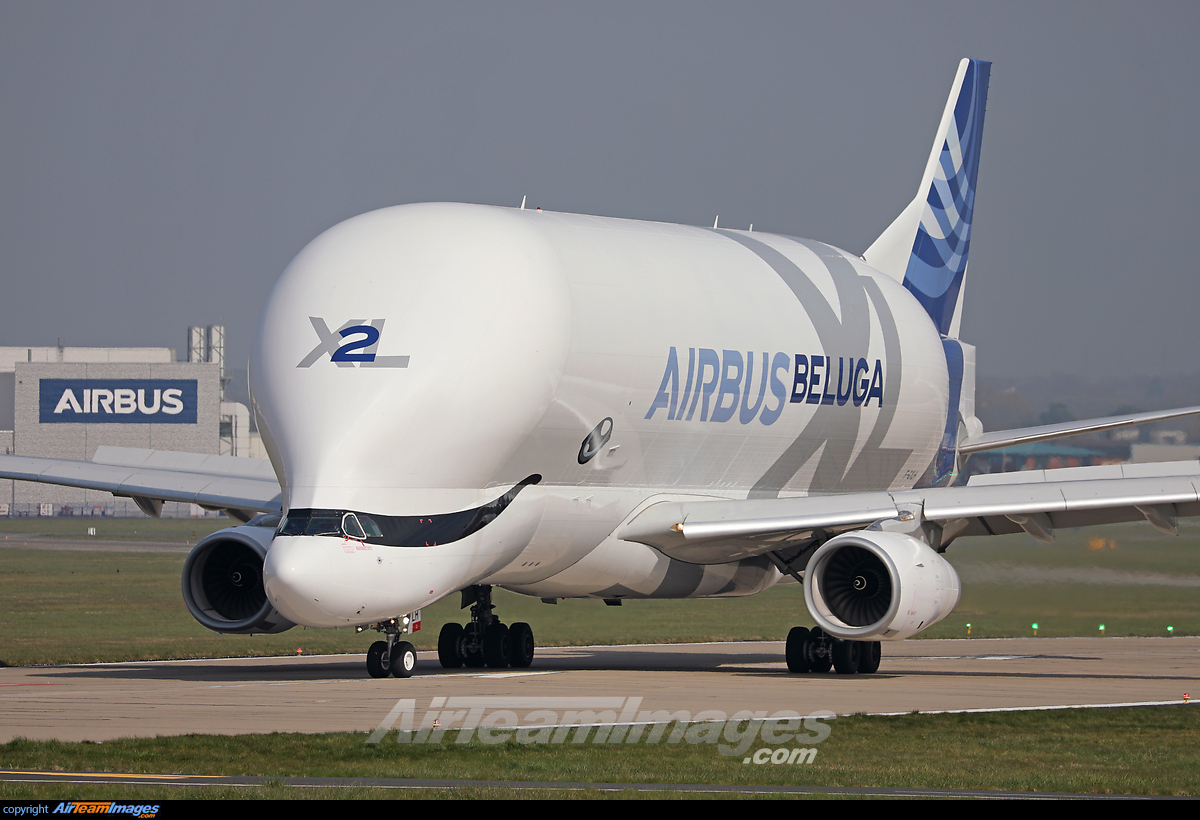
[903,59,991,336]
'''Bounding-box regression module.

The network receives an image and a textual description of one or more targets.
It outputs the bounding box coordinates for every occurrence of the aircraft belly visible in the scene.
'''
[502,534,782,600]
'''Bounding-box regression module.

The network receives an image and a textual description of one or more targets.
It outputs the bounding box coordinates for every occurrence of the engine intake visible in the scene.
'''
[803,530,959,641]
[182,521,295,634]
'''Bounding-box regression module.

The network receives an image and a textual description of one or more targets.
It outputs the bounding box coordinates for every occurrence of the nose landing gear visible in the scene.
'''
[438,585,535,670]
[363,613,420,678]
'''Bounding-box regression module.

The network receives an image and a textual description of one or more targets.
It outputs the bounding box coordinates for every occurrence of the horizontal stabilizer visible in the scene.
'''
[958,405,1200,454]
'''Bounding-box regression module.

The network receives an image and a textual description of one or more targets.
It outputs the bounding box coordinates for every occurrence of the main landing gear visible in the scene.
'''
[363,615,419,679]
[786,626,881,675]
[438,584,536,670]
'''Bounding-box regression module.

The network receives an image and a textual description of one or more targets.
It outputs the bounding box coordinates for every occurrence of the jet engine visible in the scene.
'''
[181,514,295,634]
[803,530,959,641]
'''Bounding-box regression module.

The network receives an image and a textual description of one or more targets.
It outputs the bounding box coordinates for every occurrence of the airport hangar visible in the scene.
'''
[0,325,263,517]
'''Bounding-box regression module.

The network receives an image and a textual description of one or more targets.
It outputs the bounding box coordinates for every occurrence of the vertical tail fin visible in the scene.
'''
[864,58,991,338]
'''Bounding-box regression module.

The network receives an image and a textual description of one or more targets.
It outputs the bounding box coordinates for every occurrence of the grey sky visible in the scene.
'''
[2,2,1197,381]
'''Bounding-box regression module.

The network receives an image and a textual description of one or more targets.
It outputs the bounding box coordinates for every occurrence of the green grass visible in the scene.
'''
[1,519,1199,666]
[0,516,231,541]
[924,519,1200,639]
[2,706,1199,797]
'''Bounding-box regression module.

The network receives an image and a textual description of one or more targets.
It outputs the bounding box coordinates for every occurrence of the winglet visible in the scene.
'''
[864,58,991,338]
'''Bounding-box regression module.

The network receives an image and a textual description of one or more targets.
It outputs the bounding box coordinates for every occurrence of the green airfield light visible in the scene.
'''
[1168,626,1174,636]
[1032,623,1038,636]
[966,623,971,636]
[1099,624,1106,636]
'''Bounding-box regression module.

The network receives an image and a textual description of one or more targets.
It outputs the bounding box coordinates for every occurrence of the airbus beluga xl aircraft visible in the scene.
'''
[5,58,1200,679]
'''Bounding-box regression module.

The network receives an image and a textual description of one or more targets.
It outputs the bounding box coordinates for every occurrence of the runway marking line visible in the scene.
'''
[0,683,61,687]
[868,699,1191,717]
[473,671,560,679]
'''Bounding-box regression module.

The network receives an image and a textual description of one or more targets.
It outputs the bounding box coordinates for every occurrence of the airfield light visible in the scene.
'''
[966,623,971,636]
[296,647,303,656]
[1168,626,1174,635]
[1099,624,1105,635]
[1032,623,1038,636]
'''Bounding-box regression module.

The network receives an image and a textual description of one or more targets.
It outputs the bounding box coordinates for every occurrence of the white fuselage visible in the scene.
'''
[255,203,949,628]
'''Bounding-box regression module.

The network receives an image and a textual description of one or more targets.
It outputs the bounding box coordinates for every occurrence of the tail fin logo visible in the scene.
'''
[903,59,990,335]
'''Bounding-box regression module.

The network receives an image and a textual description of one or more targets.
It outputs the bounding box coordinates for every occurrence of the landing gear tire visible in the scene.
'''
[391,641,417,678]
[786,626,811,673]
[438,623,464,669]
[443,586,533,671]
[366,640,390,678]
[510,622,535,668]
[805,627,833,673]
[858,640,882,674]
[483,622,512,668]
[832,639,861,674]
[462,622,487,668]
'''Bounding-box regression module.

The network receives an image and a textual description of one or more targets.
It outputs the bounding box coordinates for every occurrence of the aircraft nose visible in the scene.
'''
[262,536,336,626]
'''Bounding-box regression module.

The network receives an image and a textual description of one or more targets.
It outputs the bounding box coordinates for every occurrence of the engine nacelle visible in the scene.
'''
[182,515,295,634]
[803,530,959,641]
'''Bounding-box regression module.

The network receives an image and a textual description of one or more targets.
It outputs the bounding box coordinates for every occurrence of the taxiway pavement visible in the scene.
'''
[2,637,1197,742]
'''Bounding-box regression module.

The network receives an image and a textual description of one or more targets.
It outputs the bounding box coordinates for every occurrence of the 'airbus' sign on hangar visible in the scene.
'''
[39,379,198,424]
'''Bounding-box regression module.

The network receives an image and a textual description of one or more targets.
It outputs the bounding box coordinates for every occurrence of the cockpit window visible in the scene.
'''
[277,509,342,537]
[358,514,384,538]
[340,513,385,540]
[275,475,540,547]
[342,513,365,540]
[246,512,282,529]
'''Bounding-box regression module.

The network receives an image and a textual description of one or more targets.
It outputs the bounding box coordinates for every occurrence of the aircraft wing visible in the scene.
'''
[618,461,1200,564]
[0,446,282,521]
